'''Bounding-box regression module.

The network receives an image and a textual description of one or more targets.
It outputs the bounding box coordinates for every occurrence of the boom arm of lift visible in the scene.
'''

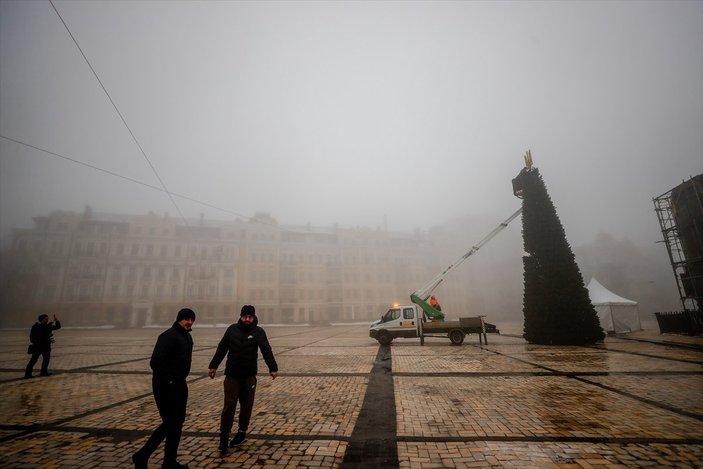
[410,207,523,321]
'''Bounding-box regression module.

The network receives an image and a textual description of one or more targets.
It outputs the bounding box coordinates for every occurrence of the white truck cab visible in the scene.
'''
[369,304,497,346]
[370,305,422,338]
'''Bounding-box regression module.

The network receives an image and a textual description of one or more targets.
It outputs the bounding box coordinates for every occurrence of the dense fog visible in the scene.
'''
[1,1,701,324]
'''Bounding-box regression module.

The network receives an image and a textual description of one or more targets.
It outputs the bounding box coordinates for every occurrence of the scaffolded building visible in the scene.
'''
[653,174,703,313]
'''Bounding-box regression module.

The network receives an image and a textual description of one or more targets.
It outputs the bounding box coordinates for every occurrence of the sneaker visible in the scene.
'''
[39,372,52,377]
[23,375,34,379]
[229,430,246,447]
[132,452,147,469]
[162,461,189,469]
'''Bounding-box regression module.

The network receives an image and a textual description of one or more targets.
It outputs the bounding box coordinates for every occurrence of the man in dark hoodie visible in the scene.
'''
[24,314,61,378]
[208,304,278,453]
[132,308,196,469]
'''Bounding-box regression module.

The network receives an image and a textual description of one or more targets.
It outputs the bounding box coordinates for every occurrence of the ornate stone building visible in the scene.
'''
[1,207,474,327]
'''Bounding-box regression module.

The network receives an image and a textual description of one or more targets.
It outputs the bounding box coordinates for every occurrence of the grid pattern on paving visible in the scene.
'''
[0,373,154,425]
[397,441,703,468]
[61,375,366,437]
[1,432,347,469]
[593,342,703,363]
[273,355,374,374]
[394,375,703,439]
[583,374,703,416]
[486,346,703,373]
[1,353,157,372]
[0,325,701,468]
[392,351,542,374]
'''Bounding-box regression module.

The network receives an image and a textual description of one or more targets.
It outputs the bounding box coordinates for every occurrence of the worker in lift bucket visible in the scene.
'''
[429,296,442,311]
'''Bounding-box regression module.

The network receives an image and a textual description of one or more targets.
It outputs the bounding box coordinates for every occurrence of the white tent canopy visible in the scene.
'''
[587,277,641,334]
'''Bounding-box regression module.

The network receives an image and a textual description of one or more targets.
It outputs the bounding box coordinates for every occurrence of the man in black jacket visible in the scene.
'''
[24,314,61,378]
[208,304,278,453]
[132,308,196,469]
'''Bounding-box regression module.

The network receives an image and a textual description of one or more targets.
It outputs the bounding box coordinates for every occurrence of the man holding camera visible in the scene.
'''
[24,314,61,379]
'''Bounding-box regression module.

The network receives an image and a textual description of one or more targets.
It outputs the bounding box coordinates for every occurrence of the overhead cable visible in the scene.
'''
[0,135,262,224]
[48,0,188,225]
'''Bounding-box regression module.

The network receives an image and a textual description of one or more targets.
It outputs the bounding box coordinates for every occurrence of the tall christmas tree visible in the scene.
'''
[512,152,604,345]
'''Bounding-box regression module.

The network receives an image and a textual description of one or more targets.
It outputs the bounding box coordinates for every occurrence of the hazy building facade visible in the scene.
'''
[1,208,474,327]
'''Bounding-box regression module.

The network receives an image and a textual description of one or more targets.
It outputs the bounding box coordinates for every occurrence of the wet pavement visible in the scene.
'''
[0,324,701,468]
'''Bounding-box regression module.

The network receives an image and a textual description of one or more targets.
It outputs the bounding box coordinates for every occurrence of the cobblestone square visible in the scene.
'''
[0,325,701,468]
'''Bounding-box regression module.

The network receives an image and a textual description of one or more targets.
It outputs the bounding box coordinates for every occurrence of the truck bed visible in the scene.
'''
[423,317,499,334]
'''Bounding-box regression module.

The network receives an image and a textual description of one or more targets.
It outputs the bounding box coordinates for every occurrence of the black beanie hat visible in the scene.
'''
[176,308,196,322]
[240,305,256,317]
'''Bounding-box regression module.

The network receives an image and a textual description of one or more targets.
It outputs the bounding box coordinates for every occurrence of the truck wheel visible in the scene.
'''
[449,329,465,345]
[377,331,392,346]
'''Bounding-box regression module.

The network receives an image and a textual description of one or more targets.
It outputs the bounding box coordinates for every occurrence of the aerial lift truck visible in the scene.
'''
[369,208,522,345]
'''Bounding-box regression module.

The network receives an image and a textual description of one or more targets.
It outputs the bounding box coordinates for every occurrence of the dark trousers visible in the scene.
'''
[25,347,50,376]
[136,378,188,464]
[220,375,257,434]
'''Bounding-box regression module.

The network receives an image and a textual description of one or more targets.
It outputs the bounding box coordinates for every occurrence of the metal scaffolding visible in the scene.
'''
[653,176,703,312]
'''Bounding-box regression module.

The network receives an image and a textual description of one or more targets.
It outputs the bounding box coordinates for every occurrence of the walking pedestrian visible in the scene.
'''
[24,314,61,378]
[132,308,196,469]
[208,305,278,453]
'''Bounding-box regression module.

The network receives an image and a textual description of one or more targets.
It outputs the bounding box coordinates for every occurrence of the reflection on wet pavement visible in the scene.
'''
[0,326,700,468]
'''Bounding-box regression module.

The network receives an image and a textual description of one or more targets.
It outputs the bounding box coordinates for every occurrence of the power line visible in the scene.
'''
[48,0,188,225]
[0,135,259,224]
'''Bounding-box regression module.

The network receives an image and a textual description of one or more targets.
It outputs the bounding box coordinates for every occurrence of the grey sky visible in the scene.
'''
[1,0,701,248]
